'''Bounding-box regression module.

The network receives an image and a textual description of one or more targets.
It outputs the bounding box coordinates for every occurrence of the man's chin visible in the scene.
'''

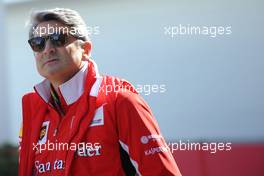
[43,69,63,80]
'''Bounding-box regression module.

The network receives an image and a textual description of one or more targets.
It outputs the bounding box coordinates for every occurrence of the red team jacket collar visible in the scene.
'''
[34,61,89,105]
[20,59,102,176]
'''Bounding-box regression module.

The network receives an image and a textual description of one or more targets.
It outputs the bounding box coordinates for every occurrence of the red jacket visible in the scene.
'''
[19,59,181,176]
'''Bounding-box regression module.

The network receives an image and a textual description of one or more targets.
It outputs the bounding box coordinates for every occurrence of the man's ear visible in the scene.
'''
[82,41,92,59]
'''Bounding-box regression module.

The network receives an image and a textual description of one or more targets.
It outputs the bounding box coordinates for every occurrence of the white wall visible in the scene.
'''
[0,0,11,144]
[2,0,264,144]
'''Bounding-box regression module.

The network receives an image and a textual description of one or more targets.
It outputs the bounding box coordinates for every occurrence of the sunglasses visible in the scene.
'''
[28,33,69,52]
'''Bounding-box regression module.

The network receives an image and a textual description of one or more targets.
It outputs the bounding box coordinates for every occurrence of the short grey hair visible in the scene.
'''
[28,8,90,41]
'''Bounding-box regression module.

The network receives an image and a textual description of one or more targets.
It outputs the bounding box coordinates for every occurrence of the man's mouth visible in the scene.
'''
[44,58,59,66]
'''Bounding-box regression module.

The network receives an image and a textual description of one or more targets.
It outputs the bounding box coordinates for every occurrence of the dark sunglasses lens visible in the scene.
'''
[28,37,45,52]
[50,33,67,47]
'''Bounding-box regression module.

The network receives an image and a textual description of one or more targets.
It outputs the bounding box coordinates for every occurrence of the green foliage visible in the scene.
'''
[0,144,18,176]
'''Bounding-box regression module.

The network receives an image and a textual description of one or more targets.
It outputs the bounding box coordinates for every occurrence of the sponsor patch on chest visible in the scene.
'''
[38,121,50,144]
[89,105,104,127]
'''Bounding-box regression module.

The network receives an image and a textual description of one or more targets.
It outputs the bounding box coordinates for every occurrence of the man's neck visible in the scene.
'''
[49,61,85,94]
[50,81,61,94]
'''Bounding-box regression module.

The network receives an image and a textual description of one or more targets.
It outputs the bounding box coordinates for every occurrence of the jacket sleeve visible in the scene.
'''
[115,89,181,176]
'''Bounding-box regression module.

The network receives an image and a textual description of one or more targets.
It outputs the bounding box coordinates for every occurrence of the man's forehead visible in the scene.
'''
[32,21,69,37]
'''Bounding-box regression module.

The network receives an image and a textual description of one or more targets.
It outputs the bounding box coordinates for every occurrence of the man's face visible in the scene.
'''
[32,20,86,83]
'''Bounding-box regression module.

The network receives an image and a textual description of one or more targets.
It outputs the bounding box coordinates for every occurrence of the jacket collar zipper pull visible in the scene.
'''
[53,129,58,137]
[70,116,75,129]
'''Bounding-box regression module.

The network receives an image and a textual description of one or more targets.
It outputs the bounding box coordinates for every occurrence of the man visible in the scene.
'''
[19,8,181,176]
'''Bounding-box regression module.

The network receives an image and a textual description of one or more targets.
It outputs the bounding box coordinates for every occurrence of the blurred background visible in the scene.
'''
[0,0,263,175]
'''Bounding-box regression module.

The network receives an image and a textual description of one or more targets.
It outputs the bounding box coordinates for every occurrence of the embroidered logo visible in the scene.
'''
[38,121,50,144]
[89,105,104,127]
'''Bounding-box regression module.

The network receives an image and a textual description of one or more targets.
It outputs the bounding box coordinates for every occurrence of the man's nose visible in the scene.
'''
[43,39,55,55]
